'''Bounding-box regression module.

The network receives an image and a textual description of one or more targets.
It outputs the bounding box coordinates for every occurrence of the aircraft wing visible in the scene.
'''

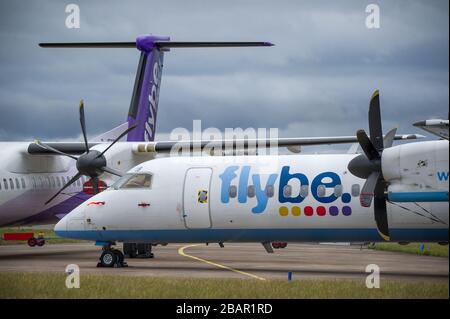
[27,142,99,155]
[133,134,423,154]
[27,134,423,155]
[413,119,449,140]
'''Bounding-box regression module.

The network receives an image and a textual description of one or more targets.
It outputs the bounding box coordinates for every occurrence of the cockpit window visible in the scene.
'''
[113,173,152,189]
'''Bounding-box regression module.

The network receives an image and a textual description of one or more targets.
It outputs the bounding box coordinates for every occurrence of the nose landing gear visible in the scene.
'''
[97,244,128,268]
[123,243,154,259]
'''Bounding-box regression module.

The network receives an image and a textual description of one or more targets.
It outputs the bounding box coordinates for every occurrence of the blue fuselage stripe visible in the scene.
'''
[55,228,449,243]
[388,191,449,202]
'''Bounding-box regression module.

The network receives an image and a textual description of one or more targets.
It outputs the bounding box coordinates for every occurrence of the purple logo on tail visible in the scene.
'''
[127,35,169,142]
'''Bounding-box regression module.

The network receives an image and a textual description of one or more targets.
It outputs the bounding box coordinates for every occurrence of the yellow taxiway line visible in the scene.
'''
[178,244,266,281]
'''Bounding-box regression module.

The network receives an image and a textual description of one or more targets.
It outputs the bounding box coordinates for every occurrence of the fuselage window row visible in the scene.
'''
[229,183,362,199]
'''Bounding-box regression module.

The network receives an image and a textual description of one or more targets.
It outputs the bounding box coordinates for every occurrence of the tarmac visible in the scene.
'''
[0,243,448,282]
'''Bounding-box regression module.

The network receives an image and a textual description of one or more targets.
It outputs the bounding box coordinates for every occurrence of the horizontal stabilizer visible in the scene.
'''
[413,119,449,140]
[39,41,273,49]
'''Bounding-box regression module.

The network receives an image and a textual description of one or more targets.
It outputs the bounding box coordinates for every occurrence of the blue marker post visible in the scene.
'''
[288,271,293,281]
[420,243,425,254]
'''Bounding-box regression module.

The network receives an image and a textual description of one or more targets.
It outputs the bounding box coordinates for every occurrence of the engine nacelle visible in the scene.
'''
[382,140,449,201]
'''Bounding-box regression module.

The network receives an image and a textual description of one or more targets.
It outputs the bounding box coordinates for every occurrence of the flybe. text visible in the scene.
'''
[219,166,348,214]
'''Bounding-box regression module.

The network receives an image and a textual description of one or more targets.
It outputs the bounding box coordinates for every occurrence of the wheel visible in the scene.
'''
[272,242,280,249]
[113,249,124,264]
[27,238,37,247]
[280,242,287,248]
[36,239,45,247]
[100,250,117,267]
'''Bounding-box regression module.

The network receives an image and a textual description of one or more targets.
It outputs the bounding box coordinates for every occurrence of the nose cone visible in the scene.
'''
[54,205,86,238]
[54,215,67,233]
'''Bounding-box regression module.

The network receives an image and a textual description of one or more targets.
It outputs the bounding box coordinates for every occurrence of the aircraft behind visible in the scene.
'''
[0,35,272,227]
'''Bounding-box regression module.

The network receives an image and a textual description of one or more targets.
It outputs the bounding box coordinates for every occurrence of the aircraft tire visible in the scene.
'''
[100,250,117,267]
[36,239,45,247]
[113,249,124,264]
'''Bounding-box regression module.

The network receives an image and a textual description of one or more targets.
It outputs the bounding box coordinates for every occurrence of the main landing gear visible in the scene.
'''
[97,244,128,268]
[96,243,156,267]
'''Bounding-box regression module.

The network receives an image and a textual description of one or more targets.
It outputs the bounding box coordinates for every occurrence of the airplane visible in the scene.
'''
[0,35,276,255]
[54,90,449,267]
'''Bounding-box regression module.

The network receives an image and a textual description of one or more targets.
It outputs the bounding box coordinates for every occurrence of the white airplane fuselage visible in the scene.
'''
[55,140,449,243]
[0,142,87,226]
[0,142,153,226]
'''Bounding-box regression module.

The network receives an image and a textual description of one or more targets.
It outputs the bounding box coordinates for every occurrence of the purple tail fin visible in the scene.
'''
[127,35,170,142]
[40,36,273,142]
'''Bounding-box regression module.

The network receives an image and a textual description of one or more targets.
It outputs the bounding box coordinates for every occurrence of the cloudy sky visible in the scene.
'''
[0,0,448,145]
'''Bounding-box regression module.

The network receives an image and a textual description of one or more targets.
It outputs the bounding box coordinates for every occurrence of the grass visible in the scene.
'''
[0,228,87,245]
[369,243,449,258]
[0,273,447,299]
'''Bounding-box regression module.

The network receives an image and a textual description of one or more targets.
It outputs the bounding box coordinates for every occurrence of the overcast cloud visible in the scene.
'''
[0,0,448,145]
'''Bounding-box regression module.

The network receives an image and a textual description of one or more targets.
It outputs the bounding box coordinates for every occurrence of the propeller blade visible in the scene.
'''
[102,166,123,177]
[34,140,78,160]
[383,127,398,149]
[374,178,390,241]
[356,129,380,160]
[97,124,138,158]
[368,90,384,152]
[92,176,99,194]
[79,100,90,154]
[45,173,82,205]
[360,171,380,207]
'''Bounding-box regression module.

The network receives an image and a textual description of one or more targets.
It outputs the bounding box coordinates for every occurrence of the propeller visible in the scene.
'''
[35,100,137,204]
[348,90,396,241]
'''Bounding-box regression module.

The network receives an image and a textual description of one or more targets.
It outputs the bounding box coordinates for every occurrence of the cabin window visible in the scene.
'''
[38,177,44,189]
[300,185,309,198]
[229,185,237,198]
[3,178,8,190]
[21,178,26,189]
[283,185,292,197]
[56,176,61,187]
[15,178,20,189]
[317,185,326,197]
[31,177,36,189]
[113,173,153,189]
[9,178,14,190]
[247,185,255,198]
[351,184,361,197]
[0,180,2,190]
[50,176,56,188]
[266,185,274,198]
[334,184,343,197]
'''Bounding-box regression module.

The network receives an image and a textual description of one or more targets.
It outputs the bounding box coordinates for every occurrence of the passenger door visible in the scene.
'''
[183,168,212,229]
